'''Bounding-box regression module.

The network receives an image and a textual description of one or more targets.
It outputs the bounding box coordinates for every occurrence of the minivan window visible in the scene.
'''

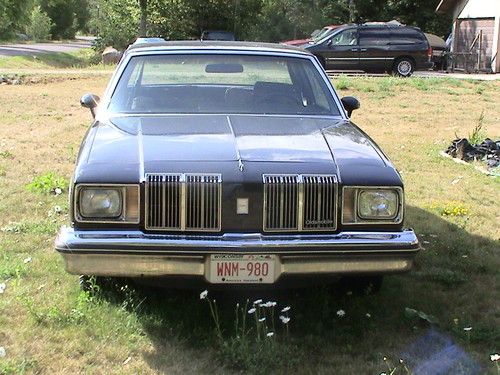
[390,28,425,45]
[330,29,357,46]
[359,27,391,46]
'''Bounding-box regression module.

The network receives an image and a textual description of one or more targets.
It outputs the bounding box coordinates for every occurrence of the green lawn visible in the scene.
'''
[0,74,498,374]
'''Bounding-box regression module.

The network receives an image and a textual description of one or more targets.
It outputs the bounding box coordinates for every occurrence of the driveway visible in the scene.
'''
[0,40,92,57]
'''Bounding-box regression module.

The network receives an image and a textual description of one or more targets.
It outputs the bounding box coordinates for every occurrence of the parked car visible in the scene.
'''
[201,30,236,41]
[424,33,447,70]
[282,24,341,46]
[306,23,433,76]
[56,41,419,289]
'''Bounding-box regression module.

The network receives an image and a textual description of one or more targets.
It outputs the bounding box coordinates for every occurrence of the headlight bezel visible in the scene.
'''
[74,184,140,224]
[342,186,403,225]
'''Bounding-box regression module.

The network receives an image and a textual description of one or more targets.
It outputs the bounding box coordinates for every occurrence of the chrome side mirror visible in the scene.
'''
[80,93,100,118]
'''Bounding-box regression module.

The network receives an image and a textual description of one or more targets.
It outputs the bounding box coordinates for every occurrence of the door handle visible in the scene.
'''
[350,48,358,52]
[360,48,367,52]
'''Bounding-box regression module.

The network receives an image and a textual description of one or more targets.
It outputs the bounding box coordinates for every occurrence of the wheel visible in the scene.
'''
[392,57,414,77]
[339,275,383,295]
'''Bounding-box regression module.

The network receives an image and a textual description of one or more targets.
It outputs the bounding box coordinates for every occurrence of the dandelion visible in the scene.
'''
[279,315,290,324]
[0,346,5,357]
[259,317,266,322]
[490,354,500,362]
[253,299,263,305]
[199,290,208,300]
[336,309,346,318]
[248,308,256,314]
[23,257,32,264]
[463,327,472,331]
[266,332,274,337]
[0,283,6,294]
[281,306,291,313]
[54,188,62,195]
[261,301,276,308]
[366,313,371,318]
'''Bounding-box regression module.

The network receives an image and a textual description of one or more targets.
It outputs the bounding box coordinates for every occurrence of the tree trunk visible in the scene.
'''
[349,0,356,23]
[139,0,147,37]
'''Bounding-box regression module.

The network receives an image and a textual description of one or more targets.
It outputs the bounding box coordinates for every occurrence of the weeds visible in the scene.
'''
[468,110,486,145]
[26,172,68,195]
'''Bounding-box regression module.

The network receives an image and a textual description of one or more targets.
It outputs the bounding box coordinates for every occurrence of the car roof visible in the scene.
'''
[126,40,311,56]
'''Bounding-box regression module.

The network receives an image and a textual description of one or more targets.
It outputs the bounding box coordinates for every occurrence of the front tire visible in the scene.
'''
[392,57,414,77]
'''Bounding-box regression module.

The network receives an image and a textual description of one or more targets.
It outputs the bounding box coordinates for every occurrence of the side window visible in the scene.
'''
[359,27,391,46]
[330,29,358,46]
[390,28,425,45]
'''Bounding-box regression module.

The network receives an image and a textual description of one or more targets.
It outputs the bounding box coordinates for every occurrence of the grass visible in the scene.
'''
[0,48,104,70]
[0,73,498,374]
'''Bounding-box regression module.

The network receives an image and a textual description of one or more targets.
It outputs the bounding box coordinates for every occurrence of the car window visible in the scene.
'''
[109,54,341,116]
[330,29,357,46]
[390,28,426,45]
[359,27,391,46]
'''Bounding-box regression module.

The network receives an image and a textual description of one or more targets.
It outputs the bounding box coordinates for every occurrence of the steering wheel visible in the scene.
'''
[254,92,302,108]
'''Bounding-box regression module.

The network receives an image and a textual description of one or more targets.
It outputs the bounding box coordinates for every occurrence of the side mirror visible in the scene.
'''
[341,96,360,117]
[80,93,100,118]
[327,39,332,47]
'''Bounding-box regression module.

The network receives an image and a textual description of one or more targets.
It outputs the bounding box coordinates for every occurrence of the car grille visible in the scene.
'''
[145,173,222,231]
[263,174,337,232]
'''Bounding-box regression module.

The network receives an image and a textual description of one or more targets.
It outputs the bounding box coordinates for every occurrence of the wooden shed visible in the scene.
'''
[436,0,500,73]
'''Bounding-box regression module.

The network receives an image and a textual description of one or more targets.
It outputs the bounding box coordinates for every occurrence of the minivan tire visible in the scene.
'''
[392,57,415,77]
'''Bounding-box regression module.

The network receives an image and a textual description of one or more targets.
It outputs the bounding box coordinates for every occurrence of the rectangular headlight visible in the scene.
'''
[75,185,139,223]
[342,186,403,224]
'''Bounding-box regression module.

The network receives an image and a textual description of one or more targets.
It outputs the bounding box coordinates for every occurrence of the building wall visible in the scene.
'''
[455,18,495,71]
[458,0,499,19]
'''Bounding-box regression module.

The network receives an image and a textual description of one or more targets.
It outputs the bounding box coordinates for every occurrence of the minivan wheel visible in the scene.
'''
[393,58,414,77]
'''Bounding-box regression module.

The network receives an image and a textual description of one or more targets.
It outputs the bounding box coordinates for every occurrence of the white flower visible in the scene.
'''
[365,313,371,318]
[266,332,274,337]
[463,327,472,331]
[248,308,256,314]
[380,373,387,375]
[0,346,5,357]
[336,309,346,318]
[54,205,62,213]
[199,290,208,300]
[253,299,263,305]
[279,315,290,324]
[490,354,500,362]
[346,290,353,296]
[258,317,266,322]
[23,257,32,264]
[0,283,6,294]
[54,188,62,195]
[281,306,291,313]
[261,301,276,308]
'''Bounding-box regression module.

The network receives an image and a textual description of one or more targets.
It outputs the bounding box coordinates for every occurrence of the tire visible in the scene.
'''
[392,57,415,77]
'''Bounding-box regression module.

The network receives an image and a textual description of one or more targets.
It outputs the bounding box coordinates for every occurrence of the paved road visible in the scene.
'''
[0,40,92,57]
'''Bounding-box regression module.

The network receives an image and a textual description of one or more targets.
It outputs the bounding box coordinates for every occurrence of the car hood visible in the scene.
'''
[75,114,395,184]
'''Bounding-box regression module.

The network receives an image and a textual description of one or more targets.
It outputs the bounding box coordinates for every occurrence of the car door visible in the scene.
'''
[357,26,392,72]
[321,28,359,71]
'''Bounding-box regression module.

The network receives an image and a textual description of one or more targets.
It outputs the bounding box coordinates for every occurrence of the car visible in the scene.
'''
[201,30,236,41]
[306,23,433,76]
[55,41,420,289]
[282,24,342,46]
[424,33,447,70]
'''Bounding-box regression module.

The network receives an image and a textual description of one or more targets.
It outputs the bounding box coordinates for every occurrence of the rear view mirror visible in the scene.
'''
[80,93,100,118]
[341,96,360,117]
[327,39,333,47]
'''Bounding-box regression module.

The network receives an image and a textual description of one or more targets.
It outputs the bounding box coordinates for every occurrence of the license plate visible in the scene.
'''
[207,254,276,284]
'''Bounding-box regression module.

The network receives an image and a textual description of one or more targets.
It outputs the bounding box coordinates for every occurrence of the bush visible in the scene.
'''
[26,6,52,42]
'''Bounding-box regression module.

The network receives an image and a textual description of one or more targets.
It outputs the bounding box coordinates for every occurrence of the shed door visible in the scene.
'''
[455,18,495,72]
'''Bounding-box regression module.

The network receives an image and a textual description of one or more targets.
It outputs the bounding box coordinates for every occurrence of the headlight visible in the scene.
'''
[342,187,402,224]
[357,189,399,219]
[80,188,122,218]
[74,185,140,223]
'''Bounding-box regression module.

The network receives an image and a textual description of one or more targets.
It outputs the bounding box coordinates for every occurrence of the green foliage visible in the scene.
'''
[0,0,33,39]
[26,6,53,41]
[26,172,68,194]
[468,110,486,145]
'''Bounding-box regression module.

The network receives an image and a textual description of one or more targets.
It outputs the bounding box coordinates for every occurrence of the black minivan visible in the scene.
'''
[305,23,433,76]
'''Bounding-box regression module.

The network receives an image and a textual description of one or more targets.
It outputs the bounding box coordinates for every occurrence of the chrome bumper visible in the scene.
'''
[55,227,420,280]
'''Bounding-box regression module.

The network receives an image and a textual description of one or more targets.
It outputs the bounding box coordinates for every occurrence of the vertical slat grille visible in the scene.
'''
[263,174,337,232]
[302,175,336,230]
[263,175,299,231]
[145,173,221,231]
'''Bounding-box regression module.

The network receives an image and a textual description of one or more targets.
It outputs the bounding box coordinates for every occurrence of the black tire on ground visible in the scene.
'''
[392,57,415,77]
[339,275,384,295]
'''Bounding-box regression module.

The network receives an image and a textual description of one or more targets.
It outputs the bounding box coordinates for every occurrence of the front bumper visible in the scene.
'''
[55,227,420,281]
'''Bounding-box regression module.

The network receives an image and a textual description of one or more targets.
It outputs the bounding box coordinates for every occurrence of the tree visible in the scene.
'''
[26,5,52,41]
[0,0,33,39]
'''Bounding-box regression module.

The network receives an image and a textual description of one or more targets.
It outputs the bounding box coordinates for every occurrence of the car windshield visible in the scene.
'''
[108,54,340,116]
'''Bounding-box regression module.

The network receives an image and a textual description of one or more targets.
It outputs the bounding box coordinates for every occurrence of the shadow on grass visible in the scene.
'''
[93,205,498,374]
